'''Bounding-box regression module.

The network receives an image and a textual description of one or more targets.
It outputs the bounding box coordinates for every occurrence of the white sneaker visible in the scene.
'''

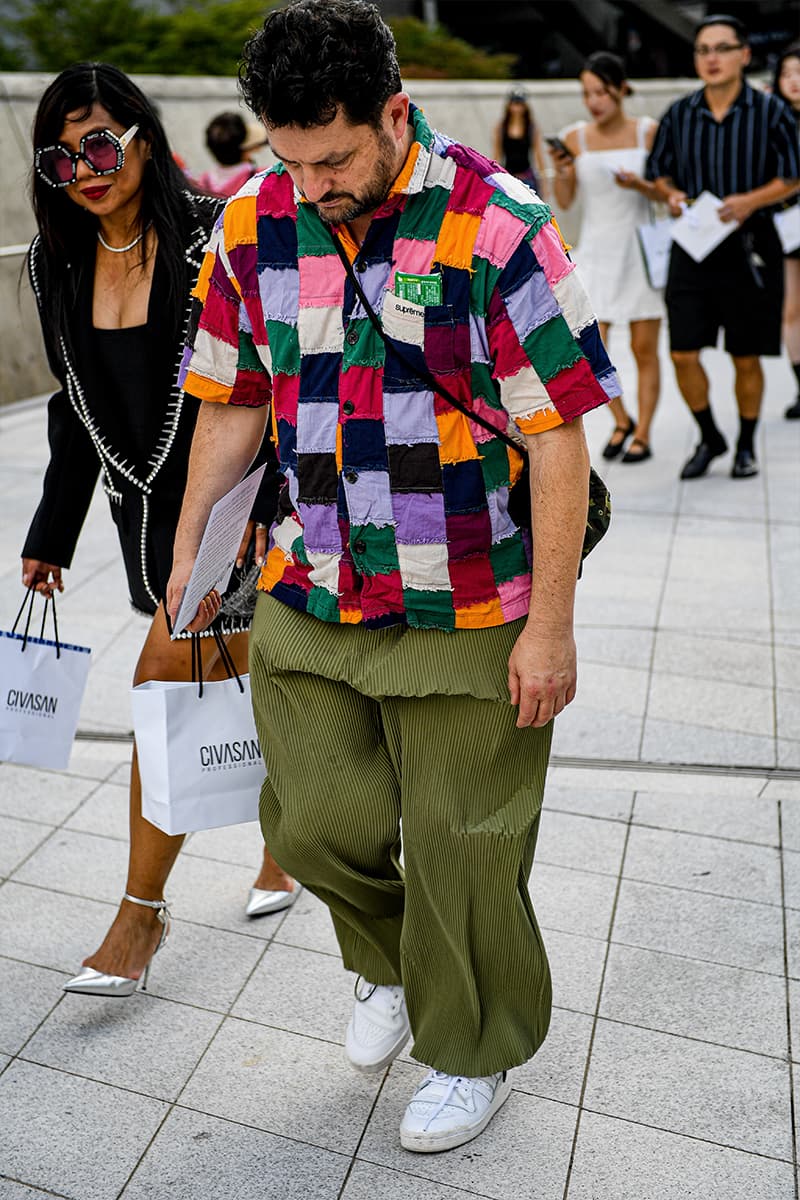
[345,977,410,1074]
[400,1069,512,1153]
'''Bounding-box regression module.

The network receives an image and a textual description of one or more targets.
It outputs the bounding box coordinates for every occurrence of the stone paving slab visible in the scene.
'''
[1,752,797,1198]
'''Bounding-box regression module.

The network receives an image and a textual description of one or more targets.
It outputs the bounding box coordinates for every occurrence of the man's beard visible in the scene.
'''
[311,129,399,225]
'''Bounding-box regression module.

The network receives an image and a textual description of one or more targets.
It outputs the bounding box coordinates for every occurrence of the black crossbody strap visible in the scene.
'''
[328,231,527,461]
[327,227,611,575]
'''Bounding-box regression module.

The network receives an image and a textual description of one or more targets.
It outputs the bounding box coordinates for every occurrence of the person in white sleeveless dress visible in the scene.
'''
[550,52,664,462]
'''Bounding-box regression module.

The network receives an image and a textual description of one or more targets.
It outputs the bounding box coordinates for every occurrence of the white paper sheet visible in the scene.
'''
[171,464,266,636]
[774,205,800,254]
[670,191,738,263]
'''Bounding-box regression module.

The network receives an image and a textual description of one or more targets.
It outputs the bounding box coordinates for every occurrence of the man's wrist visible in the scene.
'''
[521,618,575,639]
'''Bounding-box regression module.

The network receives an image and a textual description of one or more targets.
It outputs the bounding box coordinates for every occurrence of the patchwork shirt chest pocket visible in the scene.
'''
[382,291,427,348]
[423,303,468,375]
[382,294,466,377]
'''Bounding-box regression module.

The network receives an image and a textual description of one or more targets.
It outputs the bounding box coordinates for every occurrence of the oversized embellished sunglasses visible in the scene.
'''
[34,124,139,188]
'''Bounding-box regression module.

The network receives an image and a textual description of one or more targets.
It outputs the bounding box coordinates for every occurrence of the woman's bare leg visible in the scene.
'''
[82,609,291,979]
[600,322,633,447]
[783,259,800,364]
[629,318,661,446]
[82,605,192,978]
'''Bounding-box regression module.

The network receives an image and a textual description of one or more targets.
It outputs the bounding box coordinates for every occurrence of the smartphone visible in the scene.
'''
[546,136,574,160]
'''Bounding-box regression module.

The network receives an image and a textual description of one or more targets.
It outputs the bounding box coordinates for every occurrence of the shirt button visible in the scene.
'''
[346,327,359,346]
[353,539,367,555]
[344,469,359,484]
[355,259,367,273]
[342,400,355,415]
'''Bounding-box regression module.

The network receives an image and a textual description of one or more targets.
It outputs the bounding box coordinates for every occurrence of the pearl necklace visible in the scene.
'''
[97,222,152,253]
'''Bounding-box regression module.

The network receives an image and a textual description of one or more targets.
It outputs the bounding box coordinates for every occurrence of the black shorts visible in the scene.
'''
[666,221,784,357]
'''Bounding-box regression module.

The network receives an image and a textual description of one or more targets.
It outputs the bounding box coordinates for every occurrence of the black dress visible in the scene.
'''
[22,192,278,631]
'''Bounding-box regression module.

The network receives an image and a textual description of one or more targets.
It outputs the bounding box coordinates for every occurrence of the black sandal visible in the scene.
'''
[622,438,652,463]
[602,417,635,460]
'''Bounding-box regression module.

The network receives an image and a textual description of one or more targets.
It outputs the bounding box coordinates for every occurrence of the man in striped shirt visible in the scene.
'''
[646,13,800,480]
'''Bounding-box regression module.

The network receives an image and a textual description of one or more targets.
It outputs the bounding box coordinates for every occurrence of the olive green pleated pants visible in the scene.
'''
[249,594,553,1077]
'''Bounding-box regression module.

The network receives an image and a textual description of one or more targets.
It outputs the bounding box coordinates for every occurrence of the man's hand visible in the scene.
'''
[166,561,221,635]
[666,188,688,217]
[718,193,754,224]
[508,626,577,729]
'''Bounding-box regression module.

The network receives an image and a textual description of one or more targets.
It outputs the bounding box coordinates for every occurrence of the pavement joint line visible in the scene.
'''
[335,1064,390,1200]
[346,1154,499,1200]
[551,755,800,781]
[589,1012,792,1066]
[172,1097,362,1161]
[0,1177,70,1200]
[562,790,634,1199]
[776,798,800,1197]
[68,734,800,782]
[575,1103,797,1167]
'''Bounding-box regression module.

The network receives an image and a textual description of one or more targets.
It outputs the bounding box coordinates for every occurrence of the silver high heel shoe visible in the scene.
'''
[245,880,301,918]
[62,894,171,998]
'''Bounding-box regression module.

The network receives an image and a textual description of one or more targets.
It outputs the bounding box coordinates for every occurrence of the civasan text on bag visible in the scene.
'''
[199,738,263,771]
[6,689,58,717]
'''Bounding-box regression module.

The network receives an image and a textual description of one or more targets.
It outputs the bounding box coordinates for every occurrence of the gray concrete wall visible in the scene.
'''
[0,72,697,405]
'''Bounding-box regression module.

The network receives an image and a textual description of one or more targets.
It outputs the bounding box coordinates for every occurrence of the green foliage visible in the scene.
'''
[8,0,159,72]
[0,1,513,79]
[390,16,515,80]
[138,0,274,76]
[1,0,275,75]
[0,41,23,70]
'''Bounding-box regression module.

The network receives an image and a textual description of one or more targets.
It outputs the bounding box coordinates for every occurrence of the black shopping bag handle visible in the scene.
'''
[190,627,244,699]
[12,585,61,658]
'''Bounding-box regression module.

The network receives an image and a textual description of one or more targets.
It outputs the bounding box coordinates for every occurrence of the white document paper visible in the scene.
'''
[670,191,738,263]
[172,464,266,636]
[774,205,800,254]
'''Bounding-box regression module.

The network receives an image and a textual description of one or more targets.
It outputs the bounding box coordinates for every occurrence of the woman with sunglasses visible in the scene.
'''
[21,62,298,998]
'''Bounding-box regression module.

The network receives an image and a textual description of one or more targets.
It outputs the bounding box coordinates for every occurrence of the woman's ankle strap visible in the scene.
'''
[123,893,167,909]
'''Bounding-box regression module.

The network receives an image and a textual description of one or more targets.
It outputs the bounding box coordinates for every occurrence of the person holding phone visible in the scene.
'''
[550,51,663,463]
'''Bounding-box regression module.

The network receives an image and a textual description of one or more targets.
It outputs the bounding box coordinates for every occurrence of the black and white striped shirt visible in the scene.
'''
[646,82,800,198]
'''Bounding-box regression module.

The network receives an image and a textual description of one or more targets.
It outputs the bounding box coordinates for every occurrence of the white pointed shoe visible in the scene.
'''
[345,977,410,1073]
[400,1069,512,1153]
[62,894,170,998]
[245,881,300,918]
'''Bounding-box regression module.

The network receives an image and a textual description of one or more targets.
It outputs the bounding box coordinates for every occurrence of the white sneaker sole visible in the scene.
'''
[399,1074,512,1153]
[345,1021,411,1075]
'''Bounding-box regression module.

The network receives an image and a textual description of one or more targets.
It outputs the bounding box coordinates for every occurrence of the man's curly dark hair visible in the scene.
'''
[239,0,402,130]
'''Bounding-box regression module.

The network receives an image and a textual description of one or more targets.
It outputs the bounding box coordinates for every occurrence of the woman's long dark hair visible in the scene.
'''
[773,40,800,109]
[581,51,634,97]
[31,63,191,363]
[500,93,533,144]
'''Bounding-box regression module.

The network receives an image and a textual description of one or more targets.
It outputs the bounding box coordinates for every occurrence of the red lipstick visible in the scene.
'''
[81,185,112,200]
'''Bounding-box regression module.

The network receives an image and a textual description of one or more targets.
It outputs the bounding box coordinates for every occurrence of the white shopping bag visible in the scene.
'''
[0,612,91,770]
[636,217,673,289]
[774,205,800,255]
[131,671,263,835]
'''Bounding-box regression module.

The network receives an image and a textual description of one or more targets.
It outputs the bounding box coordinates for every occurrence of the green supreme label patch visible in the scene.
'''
[395,271,443,306]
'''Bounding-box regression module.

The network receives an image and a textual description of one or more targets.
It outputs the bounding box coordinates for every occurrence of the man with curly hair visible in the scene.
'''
[169,0,617,1153]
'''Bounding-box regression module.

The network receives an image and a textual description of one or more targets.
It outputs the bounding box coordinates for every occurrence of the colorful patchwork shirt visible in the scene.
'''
[181,105,618,631]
